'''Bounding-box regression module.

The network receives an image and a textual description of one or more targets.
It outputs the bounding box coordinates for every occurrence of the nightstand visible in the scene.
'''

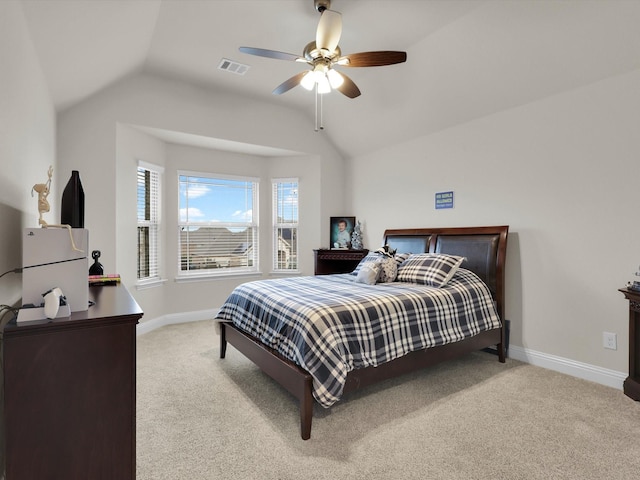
[619,287,640,401]
[313,249,368,275]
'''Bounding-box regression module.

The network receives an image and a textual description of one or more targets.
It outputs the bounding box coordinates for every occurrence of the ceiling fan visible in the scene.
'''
[239,0,407,100]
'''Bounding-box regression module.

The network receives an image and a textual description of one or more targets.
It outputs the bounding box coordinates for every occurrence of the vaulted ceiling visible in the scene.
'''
[19,0,640,158]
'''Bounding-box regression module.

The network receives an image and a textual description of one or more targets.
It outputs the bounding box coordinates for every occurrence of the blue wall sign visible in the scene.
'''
[435,191,454,209]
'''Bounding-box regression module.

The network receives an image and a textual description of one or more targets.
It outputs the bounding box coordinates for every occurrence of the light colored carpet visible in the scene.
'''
[137,320,640,480]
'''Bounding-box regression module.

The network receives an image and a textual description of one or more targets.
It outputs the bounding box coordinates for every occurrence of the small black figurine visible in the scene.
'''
[89,250,104,276]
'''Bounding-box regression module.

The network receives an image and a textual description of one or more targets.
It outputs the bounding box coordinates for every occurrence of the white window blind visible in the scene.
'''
[137,162,162,281]
[178,172,259,275]
[272,179,298,271]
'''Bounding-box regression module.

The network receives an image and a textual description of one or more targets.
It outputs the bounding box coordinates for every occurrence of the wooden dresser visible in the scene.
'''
[1,284,143,480]
[619,287,640,401]
[313,249,369,275]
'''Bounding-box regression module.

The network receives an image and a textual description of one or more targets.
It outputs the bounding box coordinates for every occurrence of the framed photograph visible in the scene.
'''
[330,216,356,249]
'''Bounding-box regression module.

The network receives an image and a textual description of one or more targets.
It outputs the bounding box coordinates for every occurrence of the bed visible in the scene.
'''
[216,225,508,439]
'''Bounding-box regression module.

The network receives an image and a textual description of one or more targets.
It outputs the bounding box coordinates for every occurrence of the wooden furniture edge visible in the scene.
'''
[619,287,640,401]
[220,322,314,439]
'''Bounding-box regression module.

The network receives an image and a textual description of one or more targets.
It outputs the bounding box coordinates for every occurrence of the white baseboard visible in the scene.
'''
[508,345,627,390]
[136,309,218,336]
[137,312,627,392]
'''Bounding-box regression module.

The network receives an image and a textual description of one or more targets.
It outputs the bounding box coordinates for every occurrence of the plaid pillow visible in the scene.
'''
[396,253,466,287]
[351,253,379,276]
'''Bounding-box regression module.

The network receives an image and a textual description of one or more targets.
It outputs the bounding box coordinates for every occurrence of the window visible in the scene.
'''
[137,161,163,282]
[178,172,258,276]
[272,179,298,271]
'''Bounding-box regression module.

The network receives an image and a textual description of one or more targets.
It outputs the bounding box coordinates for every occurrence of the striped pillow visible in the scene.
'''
[394,252,411,268]
[396,253,466,287]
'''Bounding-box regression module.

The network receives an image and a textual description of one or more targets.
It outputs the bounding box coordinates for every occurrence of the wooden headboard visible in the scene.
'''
[383,226,509,322]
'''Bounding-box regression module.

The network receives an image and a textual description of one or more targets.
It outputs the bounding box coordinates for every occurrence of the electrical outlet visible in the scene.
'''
[603,332,617,350]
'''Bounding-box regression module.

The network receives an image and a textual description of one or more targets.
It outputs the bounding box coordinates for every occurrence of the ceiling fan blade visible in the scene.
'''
[239,46,301,62]
[272,71,308,95]
[333,71,361,99]
[316,10,342,52]
[340,51,407,67]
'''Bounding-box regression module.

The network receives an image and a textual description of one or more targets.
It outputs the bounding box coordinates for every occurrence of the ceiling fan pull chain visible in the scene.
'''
[313,84,324,132]
[314,84,319,132]
[319,88,324,130]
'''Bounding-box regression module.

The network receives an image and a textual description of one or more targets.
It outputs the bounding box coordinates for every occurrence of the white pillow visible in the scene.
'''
[355,262,380,285]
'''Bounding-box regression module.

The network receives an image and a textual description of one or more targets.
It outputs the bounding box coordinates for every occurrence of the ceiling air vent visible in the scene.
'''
[218,58,250,75]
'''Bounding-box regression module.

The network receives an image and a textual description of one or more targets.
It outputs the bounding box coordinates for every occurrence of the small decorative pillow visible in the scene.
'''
[355,262,380,285]
[375,245,397,257]
[351,253,379,276]
[376,256,398,283]
[396,253,466,287]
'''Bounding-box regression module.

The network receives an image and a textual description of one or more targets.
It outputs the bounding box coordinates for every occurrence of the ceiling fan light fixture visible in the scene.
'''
[327,68,344,88]
[301,71,316,91]
[317,74,331,94]
[312,64,326,79]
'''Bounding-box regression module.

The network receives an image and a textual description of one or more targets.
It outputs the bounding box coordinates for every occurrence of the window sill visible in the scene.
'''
[136,278,167,290]
[269,270,302,277]
[174,271,263,283]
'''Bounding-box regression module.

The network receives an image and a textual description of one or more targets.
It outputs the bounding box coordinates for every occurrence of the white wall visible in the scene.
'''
[0,1,56,307]
[0,3,56,477]
[347,70,640,374]
[10,0,635,384]
[115,125,167,321]
[57,72,345,321]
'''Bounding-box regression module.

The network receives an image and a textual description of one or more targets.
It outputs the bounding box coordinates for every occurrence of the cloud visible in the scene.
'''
[179,207,205,222]
[183,184,209,199]
[232,209,253,221]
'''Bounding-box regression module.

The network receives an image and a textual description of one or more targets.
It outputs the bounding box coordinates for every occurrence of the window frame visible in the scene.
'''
[136,160,163,288]
[272,178,299,273]
[177,170,259,280]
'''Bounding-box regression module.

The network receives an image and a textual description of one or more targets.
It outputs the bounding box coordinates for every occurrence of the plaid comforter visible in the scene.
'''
[215,268,501,407]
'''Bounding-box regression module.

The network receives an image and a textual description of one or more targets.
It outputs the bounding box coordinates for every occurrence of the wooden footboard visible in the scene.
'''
[221,322,504,440]
[220,322,315,439]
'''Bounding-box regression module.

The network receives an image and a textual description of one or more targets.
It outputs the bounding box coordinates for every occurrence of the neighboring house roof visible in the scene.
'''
[180,227,252,256]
